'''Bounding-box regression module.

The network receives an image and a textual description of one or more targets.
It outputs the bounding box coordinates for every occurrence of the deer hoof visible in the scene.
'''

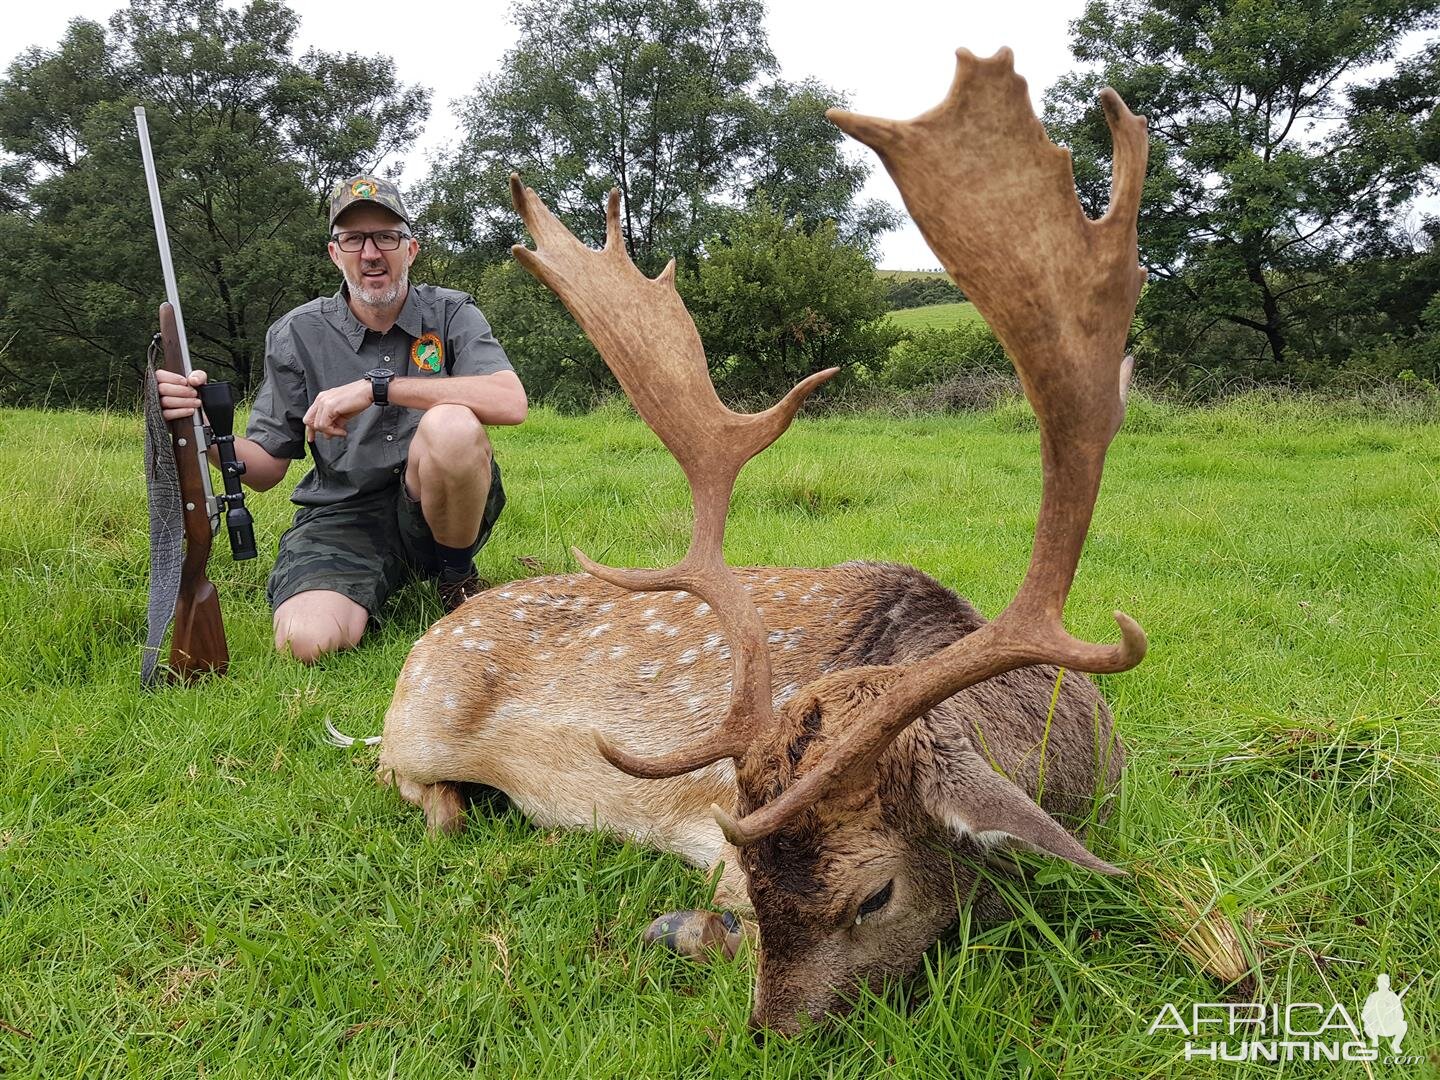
[643,910,741,962]
[421,781,466,836]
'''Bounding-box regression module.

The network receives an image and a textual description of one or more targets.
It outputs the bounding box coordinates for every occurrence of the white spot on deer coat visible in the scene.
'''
[584,623,611,638]
[609,645,630,660]
[694,602,711,616]
[677,648,698,665]
[638,661,662,680]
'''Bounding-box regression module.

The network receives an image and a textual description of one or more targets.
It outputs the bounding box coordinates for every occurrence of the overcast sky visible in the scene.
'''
[2,0,1105,267]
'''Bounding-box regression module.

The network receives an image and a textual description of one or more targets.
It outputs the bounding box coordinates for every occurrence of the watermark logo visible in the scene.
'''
[1363,974,1409,1055]
[1148,973,1422,1065]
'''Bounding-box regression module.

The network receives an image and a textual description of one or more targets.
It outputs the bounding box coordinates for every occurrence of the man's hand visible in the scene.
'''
[155,368,208,421]
[303,378,372,441]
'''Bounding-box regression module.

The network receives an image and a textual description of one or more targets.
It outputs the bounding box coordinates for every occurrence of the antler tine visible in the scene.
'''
[713,51,1151,846]
[510,174,839,780]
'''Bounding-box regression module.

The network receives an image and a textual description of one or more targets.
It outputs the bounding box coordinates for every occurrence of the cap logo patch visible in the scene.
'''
[411,332,443,373]
[350,178,379,200]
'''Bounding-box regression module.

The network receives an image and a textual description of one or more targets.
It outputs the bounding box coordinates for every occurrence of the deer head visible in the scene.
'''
[511,47,1148,1033]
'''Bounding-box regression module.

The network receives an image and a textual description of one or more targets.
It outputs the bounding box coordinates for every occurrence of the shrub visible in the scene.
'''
[882,323,1008,390]
[681,206,902,402]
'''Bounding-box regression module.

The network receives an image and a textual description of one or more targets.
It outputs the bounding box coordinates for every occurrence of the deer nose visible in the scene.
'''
[748,1008,806,1039]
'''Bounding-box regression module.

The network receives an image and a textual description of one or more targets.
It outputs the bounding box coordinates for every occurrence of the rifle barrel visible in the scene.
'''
[135,106,218,529]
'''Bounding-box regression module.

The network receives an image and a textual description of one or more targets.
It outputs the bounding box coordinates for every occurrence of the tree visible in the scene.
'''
[741,78,902,253]
[0,0,428,406]
[419,0,896,273]
[679,204,901,401]
[1044,0,1440,385]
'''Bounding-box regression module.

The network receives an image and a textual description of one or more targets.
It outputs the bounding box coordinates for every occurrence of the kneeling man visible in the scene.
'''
[158,174,528,662]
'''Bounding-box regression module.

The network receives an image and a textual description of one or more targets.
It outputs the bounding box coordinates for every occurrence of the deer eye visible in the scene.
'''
[855,880,894,925]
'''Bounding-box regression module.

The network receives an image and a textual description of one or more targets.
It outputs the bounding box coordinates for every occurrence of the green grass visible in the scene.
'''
[3,397,1439,1077]
[887,302,985,330]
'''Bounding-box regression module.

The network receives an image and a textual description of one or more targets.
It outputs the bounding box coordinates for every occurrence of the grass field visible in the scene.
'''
[887,302,985,331]
[3,397,1438,1077]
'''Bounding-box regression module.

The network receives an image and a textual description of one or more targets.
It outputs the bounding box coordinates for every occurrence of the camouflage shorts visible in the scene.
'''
[266,457,505,615]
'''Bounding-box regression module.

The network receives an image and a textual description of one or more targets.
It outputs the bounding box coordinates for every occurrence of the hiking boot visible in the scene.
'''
[438,565,486,613]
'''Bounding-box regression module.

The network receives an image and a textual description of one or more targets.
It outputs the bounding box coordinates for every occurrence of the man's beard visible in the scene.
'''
[345,257,409,310]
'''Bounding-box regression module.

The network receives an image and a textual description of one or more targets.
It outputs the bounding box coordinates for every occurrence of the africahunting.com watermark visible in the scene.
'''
[1148,973,1424,1065]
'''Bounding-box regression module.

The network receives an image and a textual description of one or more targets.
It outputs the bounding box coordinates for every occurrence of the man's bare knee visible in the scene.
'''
[273,592,367,663]
[415,405,490,470]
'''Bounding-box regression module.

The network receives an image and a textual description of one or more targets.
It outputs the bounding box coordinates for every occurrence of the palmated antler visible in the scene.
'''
[509,174,837,779]
[712,48,1151,847]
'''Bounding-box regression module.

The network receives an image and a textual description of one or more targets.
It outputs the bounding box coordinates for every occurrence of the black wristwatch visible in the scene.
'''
[366,367,395,407]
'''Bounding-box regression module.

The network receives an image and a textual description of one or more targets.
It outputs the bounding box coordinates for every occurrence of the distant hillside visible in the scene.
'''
[887,302,984,330]
[875,269,950,280]
[877,270,966,310]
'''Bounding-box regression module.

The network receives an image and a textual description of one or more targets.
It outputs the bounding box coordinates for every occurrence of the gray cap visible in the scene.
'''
[329,174,410,229]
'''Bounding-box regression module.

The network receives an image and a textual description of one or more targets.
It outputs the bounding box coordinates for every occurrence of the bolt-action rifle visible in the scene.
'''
[137,106,255,687]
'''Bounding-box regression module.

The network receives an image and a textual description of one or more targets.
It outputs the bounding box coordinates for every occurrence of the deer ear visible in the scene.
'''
[926,751,1124,876]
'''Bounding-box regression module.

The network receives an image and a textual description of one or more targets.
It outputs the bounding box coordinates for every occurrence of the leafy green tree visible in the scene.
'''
[420,0,895,273]
[1045,0,1439,385]
[470,260,609,413]
[679,205,900,401]
[0,0,427,405]
[741,78,902,253]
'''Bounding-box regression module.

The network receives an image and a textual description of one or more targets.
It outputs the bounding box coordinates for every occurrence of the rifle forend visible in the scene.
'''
[159,301,228,679]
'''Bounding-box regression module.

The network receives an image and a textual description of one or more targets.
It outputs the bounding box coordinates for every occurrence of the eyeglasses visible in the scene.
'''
[331,229,412,252]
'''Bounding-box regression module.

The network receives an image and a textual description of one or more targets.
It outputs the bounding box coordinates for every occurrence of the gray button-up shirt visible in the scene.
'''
[247,283,513,507]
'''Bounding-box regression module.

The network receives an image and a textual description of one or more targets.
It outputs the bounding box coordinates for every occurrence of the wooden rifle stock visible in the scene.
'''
[159,301,228,679]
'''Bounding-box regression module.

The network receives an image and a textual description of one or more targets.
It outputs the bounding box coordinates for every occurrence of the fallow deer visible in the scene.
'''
[350,48,1150,1034]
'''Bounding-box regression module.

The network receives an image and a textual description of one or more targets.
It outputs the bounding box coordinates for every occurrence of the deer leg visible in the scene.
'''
[380,769,467,836]
[641,855,756,962]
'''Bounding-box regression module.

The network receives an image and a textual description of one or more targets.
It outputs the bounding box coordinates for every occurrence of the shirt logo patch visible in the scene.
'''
[411,332,443,373]
[350,178,378,199]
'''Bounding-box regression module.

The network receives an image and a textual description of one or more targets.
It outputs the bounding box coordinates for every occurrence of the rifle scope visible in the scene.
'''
[196,382,257,561]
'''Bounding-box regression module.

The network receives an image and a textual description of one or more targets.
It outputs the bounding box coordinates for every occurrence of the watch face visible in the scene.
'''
[367,368,394,381]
